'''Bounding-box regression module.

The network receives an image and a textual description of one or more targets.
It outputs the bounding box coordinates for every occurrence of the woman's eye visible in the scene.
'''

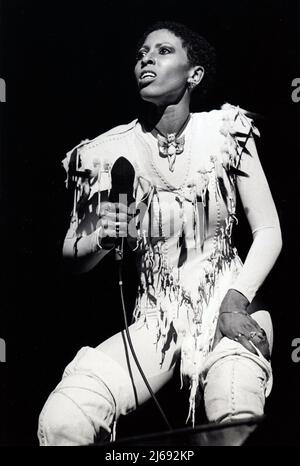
[159,47,171,54]
[136,50,147,60]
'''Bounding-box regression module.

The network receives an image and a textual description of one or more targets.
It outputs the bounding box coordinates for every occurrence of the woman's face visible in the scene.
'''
[134,29,192,106]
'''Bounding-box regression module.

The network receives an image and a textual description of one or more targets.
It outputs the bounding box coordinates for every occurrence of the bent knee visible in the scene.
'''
[38,392,97,446]
[204,356,267,423]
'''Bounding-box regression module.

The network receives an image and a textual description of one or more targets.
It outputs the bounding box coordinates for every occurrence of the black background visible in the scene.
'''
[0,0,300,446]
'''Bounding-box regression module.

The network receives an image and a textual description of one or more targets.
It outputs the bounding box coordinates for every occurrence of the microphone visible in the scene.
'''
[109,156,135,204]
[108,157,135,260]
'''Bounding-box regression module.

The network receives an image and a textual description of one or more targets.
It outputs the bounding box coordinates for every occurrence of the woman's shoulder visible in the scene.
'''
[190,103,261,174]
[80,118,138,152]
[62,119,138,176]
[193,103,260,133]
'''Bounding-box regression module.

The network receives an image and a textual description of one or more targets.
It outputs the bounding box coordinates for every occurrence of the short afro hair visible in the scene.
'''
[136,21,216,96]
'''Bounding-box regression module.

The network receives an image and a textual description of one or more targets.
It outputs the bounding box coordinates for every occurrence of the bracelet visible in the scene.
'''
[96,227,103,251]
[219,310,249,316]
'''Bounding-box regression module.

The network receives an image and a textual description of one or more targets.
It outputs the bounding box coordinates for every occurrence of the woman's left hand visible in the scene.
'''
[213,289,270,360]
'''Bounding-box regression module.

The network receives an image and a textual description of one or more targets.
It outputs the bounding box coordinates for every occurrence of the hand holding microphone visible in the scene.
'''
[97,202,130,247]
[96,157,135,251]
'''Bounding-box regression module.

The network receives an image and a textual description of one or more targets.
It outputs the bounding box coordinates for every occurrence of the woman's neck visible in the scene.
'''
[144,99,191,136]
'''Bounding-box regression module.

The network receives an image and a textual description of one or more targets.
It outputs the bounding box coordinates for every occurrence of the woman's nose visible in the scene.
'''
[141,52,156,66]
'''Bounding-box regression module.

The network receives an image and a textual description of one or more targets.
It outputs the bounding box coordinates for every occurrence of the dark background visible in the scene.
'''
[0,0,300,446]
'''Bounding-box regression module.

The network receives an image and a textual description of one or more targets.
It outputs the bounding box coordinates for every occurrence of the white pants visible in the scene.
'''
[38,311,273,446]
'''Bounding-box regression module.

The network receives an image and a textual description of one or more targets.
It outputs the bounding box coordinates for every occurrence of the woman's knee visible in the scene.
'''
[37,346,142,446]
[38,367,118,446]
[38,390,100,446]
[203,355,267,423]
[38,376,116,446]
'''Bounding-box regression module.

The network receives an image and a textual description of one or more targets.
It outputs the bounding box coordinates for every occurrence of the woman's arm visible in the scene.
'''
[215,133,282,357]
[62,202,129,273]
[62,226,113,274]
[231,136,282,301]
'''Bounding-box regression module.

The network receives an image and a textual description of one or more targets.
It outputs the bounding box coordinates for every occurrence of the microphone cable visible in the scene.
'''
[115,238,173,431]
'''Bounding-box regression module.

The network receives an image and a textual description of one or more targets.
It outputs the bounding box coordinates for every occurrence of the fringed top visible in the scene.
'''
[62,104,279,425]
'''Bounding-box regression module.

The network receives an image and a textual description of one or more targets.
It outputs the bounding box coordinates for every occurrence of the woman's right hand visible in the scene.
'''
[97,202,130,246]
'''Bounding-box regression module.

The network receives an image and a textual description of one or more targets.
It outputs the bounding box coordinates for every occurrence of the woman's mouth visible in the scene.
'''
[139,70,157,84]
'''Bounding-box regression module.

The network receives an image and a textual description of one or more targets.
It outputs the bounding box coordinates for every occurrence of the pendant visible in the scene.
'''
[167,143,177,172]
[157,134,185,172]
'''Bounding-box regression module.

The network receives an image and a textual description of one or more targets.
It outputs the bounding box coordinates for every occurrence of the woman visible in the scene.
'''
[38,21,282,446]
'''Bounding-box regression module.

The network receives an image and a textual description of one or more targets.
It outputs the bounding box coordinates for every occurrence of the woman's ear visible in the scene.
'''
[187,66,205,89]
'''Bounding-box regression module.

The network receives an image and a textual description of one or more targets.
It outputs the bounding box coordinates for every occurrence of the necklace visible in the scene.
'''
[154,114,191,172]
[136,115,194,192]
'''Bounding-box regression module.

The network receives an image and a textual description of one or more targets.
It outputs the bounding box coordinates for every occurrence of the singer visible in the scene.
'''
[38,21,282,446]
